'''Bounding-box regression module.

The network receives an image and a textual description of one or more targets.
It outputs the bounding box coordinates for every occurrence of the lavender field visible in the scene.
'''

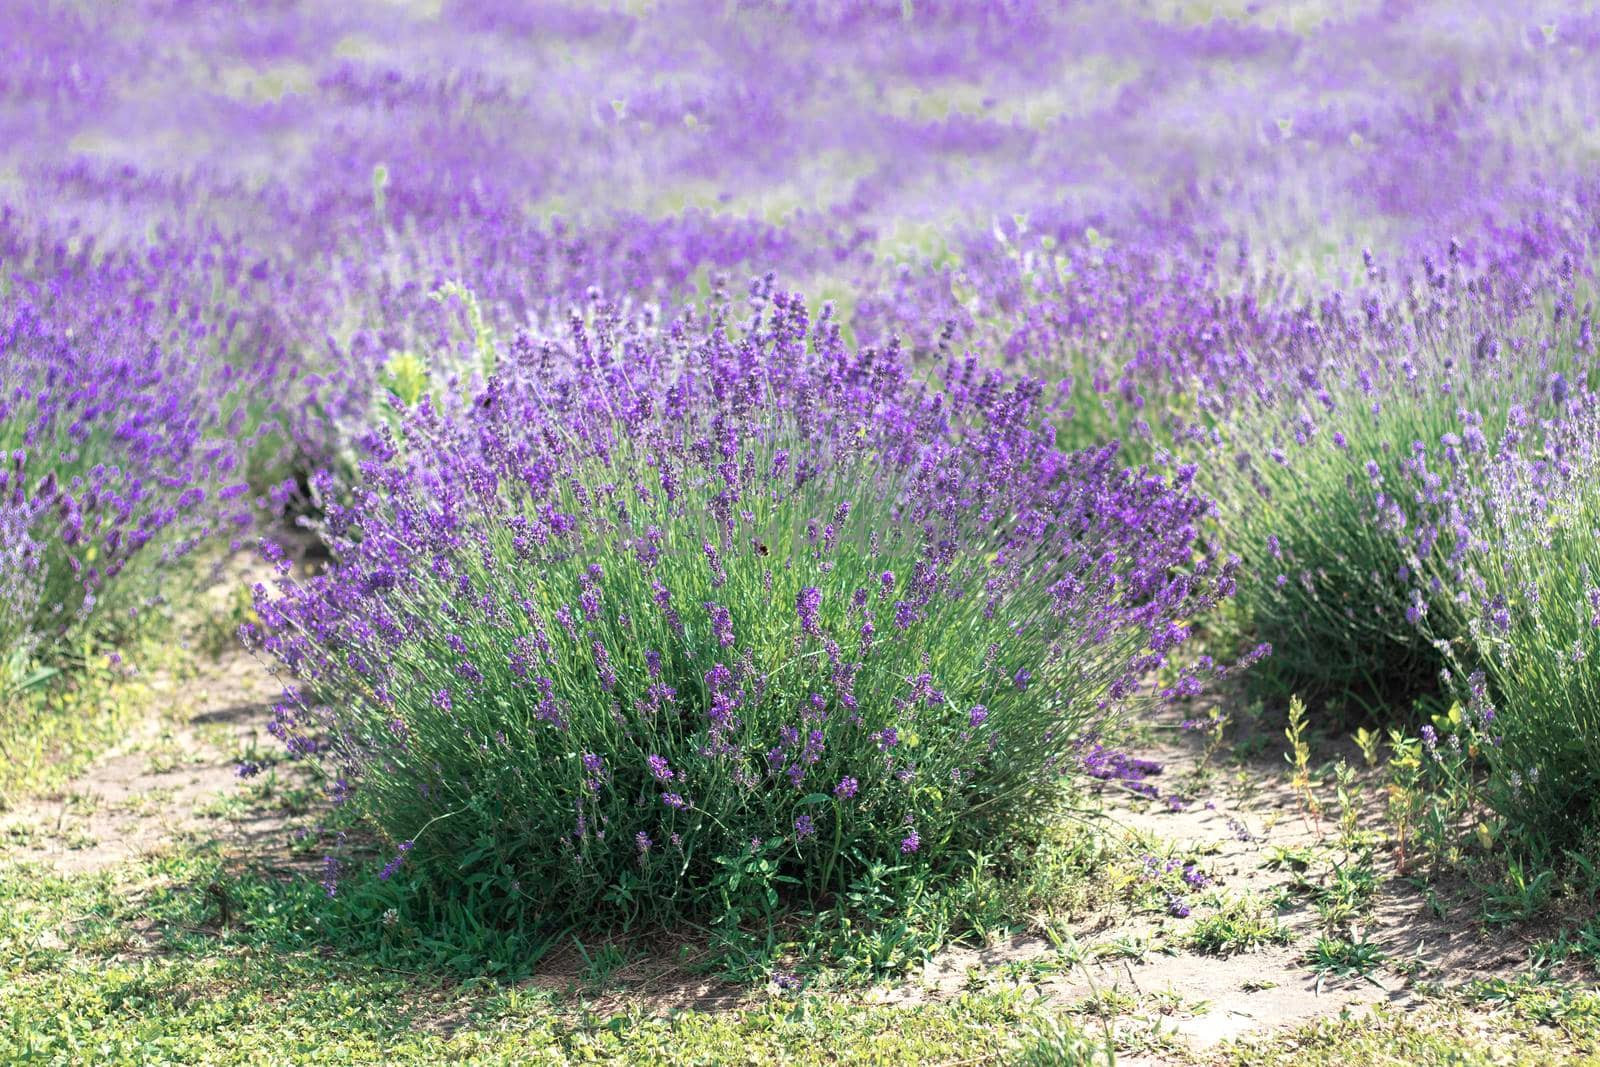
[5,2,1600,1063]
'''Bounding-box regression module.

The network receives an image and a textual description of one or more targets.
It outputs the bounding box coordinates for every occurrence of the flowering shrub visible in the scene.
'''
[1200,255,1594,718]
[248,292,1235,927]
[0,260,261,678]
[863,213,1600,726]
[1393,392,1600,847]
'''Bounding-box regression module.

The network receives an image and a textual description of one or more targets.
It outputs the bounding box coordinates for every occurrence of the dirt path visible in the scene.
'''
[892,724,1540,1063]
[0,645,298,875]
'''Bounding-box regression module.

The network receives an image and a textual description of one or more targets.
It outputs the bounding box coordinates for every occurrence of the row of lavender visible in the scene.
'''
[4,1,1600,923]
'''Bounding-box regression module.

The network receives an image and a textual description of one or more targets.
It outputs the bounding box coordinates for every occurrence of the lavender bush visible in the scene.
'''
[0,250,265,679]
[1394,392,1600,846]
[247,292,1235,927]
[1201,253,1596,715]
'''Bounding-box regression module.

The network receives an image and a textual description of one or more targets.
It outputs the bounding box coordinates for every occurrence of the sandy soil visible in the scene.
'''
[890,723,1543,1062]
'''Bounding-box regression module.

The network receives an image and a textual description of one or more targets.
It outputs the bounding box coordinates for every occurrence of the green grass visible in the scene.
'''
[1183,894,1293,957]
[0,812,1137,986]
[12,842,1597,1065]
[0,848,1096,1065]
[0,655,150,810]
[1,950,1058,1065]
[1219,987,1600,1066]
[3,961,1059,1065]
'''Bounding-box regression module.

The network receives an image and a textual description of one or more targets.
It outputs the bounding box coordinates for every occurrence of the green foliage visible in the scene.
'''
[781,825,1120,984]
[1532,912,1600,974]
[1304,936,1386,991]
[1183,894,1291,957]
[1208,293,1589,724]
[1009,1012,1117,1067]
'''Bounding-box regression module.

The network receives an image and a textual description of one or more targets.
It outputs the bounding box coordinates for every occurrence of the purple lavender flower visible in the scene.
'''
[320,856,341,898]
[378,841,414,881]
[796,586,822,636]
[704,601,736,648]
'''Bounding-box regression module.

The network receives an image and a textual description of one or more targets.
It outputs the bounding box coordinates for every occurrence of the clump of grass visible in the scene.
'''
[1183,895,1292,957]
[1010,1012,1117,1067]
[1304,936,1386,991]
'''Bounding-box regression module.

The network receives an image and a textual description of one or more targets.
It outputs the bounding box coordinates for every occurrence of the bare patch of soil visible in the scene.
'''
[0,646,303,875]
[877,716,1547,1061]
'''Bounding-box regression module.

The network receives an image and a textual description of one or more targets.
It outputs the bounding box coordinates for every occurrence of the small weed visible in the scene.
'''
[1480,861,1556,925]
[573,939,632,991]
[1184,896,1292,956]
[63,827,98,851]
[1071,986,1139,1020]
[1532,916,1600,973]
[1468,974,1600,1027]
[1148,988,1210,1017]
[1094,932,1155,963]
[1263,845,1316,872]
[1011,1012,1116,1067]
[1304,936,1386,992]
[1308,857,1381,932]
[1388,955,1427,979]
[1284,696,1323,834]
